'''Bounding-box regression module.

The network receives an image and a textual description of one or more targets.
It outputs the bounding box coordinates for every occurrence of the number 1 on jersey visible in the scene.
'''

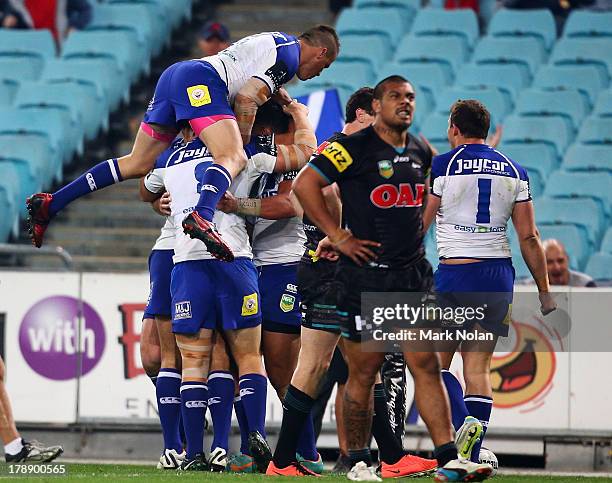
[476,178,492,224]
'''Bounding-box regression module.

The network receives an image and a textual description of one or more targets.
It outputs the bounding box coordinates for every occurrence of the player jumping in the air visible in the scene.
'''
[27,27,338,261]
[422,99,556,469]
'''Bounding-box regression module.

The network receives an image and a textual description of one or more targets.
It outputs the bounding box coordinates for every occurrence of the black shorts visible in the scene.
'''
[335,258,434,342]
[298,257,341,334]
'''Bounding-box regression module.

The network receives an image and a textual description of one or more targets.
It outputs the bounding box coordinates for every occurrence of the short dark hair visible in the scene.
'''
[449,99,490,139]
[299,25,340,58]
[345,87,374,122]
[373,75,411,100]
[254,100,291,133]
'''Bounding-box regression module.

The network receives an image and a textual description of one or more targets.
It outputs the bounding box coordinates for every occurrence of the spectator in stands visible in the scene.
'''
[19,0,92,41]
[329,0,351,15]
[0,0,30,28]
[543,239,597,287]
[502,0,595,33]
[197,21,231,56]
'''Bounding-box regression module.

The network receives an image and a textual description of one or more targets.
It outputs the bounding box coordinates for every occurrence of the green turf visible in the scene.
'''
[2,463,611,482]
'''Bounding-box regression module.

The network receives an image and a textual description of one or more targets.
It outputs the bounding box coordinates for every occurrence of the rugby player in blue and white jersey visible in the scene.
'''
[422,100,556,478]
[28,26,339,260]
[142,99,316,472]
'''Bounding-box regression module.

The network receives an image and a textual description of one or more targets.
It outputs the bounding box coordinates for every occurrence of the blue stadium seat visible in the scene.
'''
[111,0,190,31]
[0,134,55,188]
[472,37,544,82]
[544,170,612,217]
[0,157,40,219]
[410,8,480,51]
[533,65,604,109]
[503,115,570,159]
[377,62,451,103]
[577,117,612,144]
[419,113,452,153]
[424,229,439,271]
[0,108,72,178]
[515,88,586,132]
[563,11,612,38]
[0,29,56,59]
[585,252,612,281]
[14,81,108,141]
[455,64,526,110]
[601,227,612,253]
[0,81,15,106]
[89,3,159,57]
[354,0,420,13]
[337,35,391,69]
[0,56,44,84]
[394,36,468,80]
[538,224,590,270]
[550,38,612,84]
[594,89,612,117]
[0,163,20,239]
[535,197,605,246]
[62,30,148,83]
[563,143,612,172]
[436,86,510,124]
[336,8,407,45]
[300,61,374,93]
[41,58,126,111]
[487,8,556,51]
[496,143,557,178]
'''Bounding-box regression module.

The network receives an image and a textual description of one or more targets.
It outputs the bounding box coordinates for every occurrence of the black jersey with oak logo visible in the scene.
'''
[308,126,433,268]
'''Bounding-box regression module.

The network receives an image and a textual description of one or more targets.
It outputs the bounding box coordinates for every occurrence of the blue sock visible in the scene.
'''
[234,396,250,454]
[50,159,122,216]
[195,163,232,221]
[464,395,493,463]
[441,370,470,431]
[296,414,318,461]
[180,381,208,459]
[156,368,182,452]
[208,371,235,452]
[239,373,267,437]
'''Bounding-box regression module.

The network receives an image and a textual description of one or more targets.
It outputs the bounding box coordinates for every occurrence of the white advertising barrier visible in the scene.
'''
[2,271,611,431]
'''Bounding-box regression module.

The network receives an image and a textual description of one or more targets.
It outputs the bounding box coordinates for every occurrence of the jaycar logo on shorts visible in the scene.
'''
[18,296,106,381]
[174,301,192,320]
[241,293,259,317]
[186,84,211,107]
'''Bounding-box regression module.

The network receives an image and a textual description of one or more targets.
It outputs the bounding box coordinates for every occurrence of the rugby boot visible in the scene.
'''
[455,416,483,461]
[180,453,209,471]
[434,458,492,482]
[156,448,185,469]
[5,439,63,463]
[227,453,255,473]
[380,453,438,478]
[297,452,324,474]
[26,193,53,248]
[208,447,228,472]
[266,460,320,476]
[182,211,234,262]
[248,430,272,473]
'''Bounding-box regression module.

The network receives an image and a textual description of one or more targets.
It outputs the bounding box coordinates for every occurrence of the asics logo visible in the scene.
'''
[86,173,97,191]
[159,397,181,404]
[185,400,207,408]
[239,388,254,398]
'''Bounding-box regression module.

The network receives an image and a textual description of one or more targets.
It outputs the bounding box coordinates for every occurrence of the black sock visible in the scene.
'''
[349,448,372,467]
[273,385,315,468]
[149,376,157,387]
[372,383,404,465]
[434,442,458,467]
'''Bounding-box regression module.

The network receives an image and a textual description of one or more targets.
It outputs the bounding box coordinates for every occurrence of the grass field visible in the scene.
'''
[2,464,611,482]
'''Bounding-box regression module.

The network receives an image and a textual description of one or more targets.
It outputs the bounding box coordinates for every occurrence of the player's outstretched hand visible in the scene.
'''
[315,236,340,262]
[332,230,381,266]
[272,87,293,106]
[539,291,557,316]
[217,192,238,213]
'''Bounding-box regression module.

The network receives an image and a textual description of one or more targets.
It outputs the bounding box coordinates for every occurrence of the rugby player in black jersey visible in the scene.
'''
[292,76,493,482]
[267,88,437,478]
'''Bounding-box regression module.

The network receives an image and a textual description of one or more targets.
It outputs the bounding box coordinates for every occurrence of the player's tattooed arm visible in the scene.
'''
[274,100,317,173]
[219,180,296,219]
[235,77,271,145]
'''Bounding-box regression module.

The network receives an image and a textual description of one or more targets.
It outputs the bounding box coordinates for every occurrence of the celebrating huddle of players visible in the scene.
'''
[27,25,556,482]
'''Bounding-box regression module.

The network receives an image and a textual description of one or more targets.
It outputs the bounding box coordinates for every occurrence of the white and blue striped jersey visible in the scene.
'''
[431,143,531,259]
[203,32,300,102]
[144,138,277,263]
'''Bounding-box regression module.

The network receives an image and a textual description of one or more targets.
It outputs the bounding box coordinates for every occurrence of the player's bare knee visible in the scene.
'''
[0,358,6,383]
[411,353,442,377]
[216,149,248,175]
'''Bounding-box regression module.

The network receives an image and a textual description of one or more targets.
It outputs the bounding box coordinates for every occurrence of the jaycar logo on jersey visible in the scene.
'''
[455,158,509,174]
[174,301,192,320]
[186,85,211,107]
[321,142,353,172]
[18,296,106,381]
[370,183,425,208]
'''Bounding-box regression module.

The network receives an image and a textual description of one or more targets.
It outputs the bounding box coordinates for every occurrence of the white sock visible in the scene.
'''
[4,437,23,455]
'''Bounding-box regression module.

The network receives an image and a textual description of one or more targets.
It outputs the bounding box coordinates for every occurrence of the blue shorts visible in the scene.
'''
[171,258,262,334]
[258,263,302,334]
[143,60,235,129]
[434,259,515,337]
[143,249,174,319]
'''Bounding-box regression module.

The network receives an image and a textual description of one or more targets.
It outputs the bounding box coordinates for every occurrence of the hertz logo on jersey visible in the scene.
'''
[321,142,353,172]
[370,183,425,209]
